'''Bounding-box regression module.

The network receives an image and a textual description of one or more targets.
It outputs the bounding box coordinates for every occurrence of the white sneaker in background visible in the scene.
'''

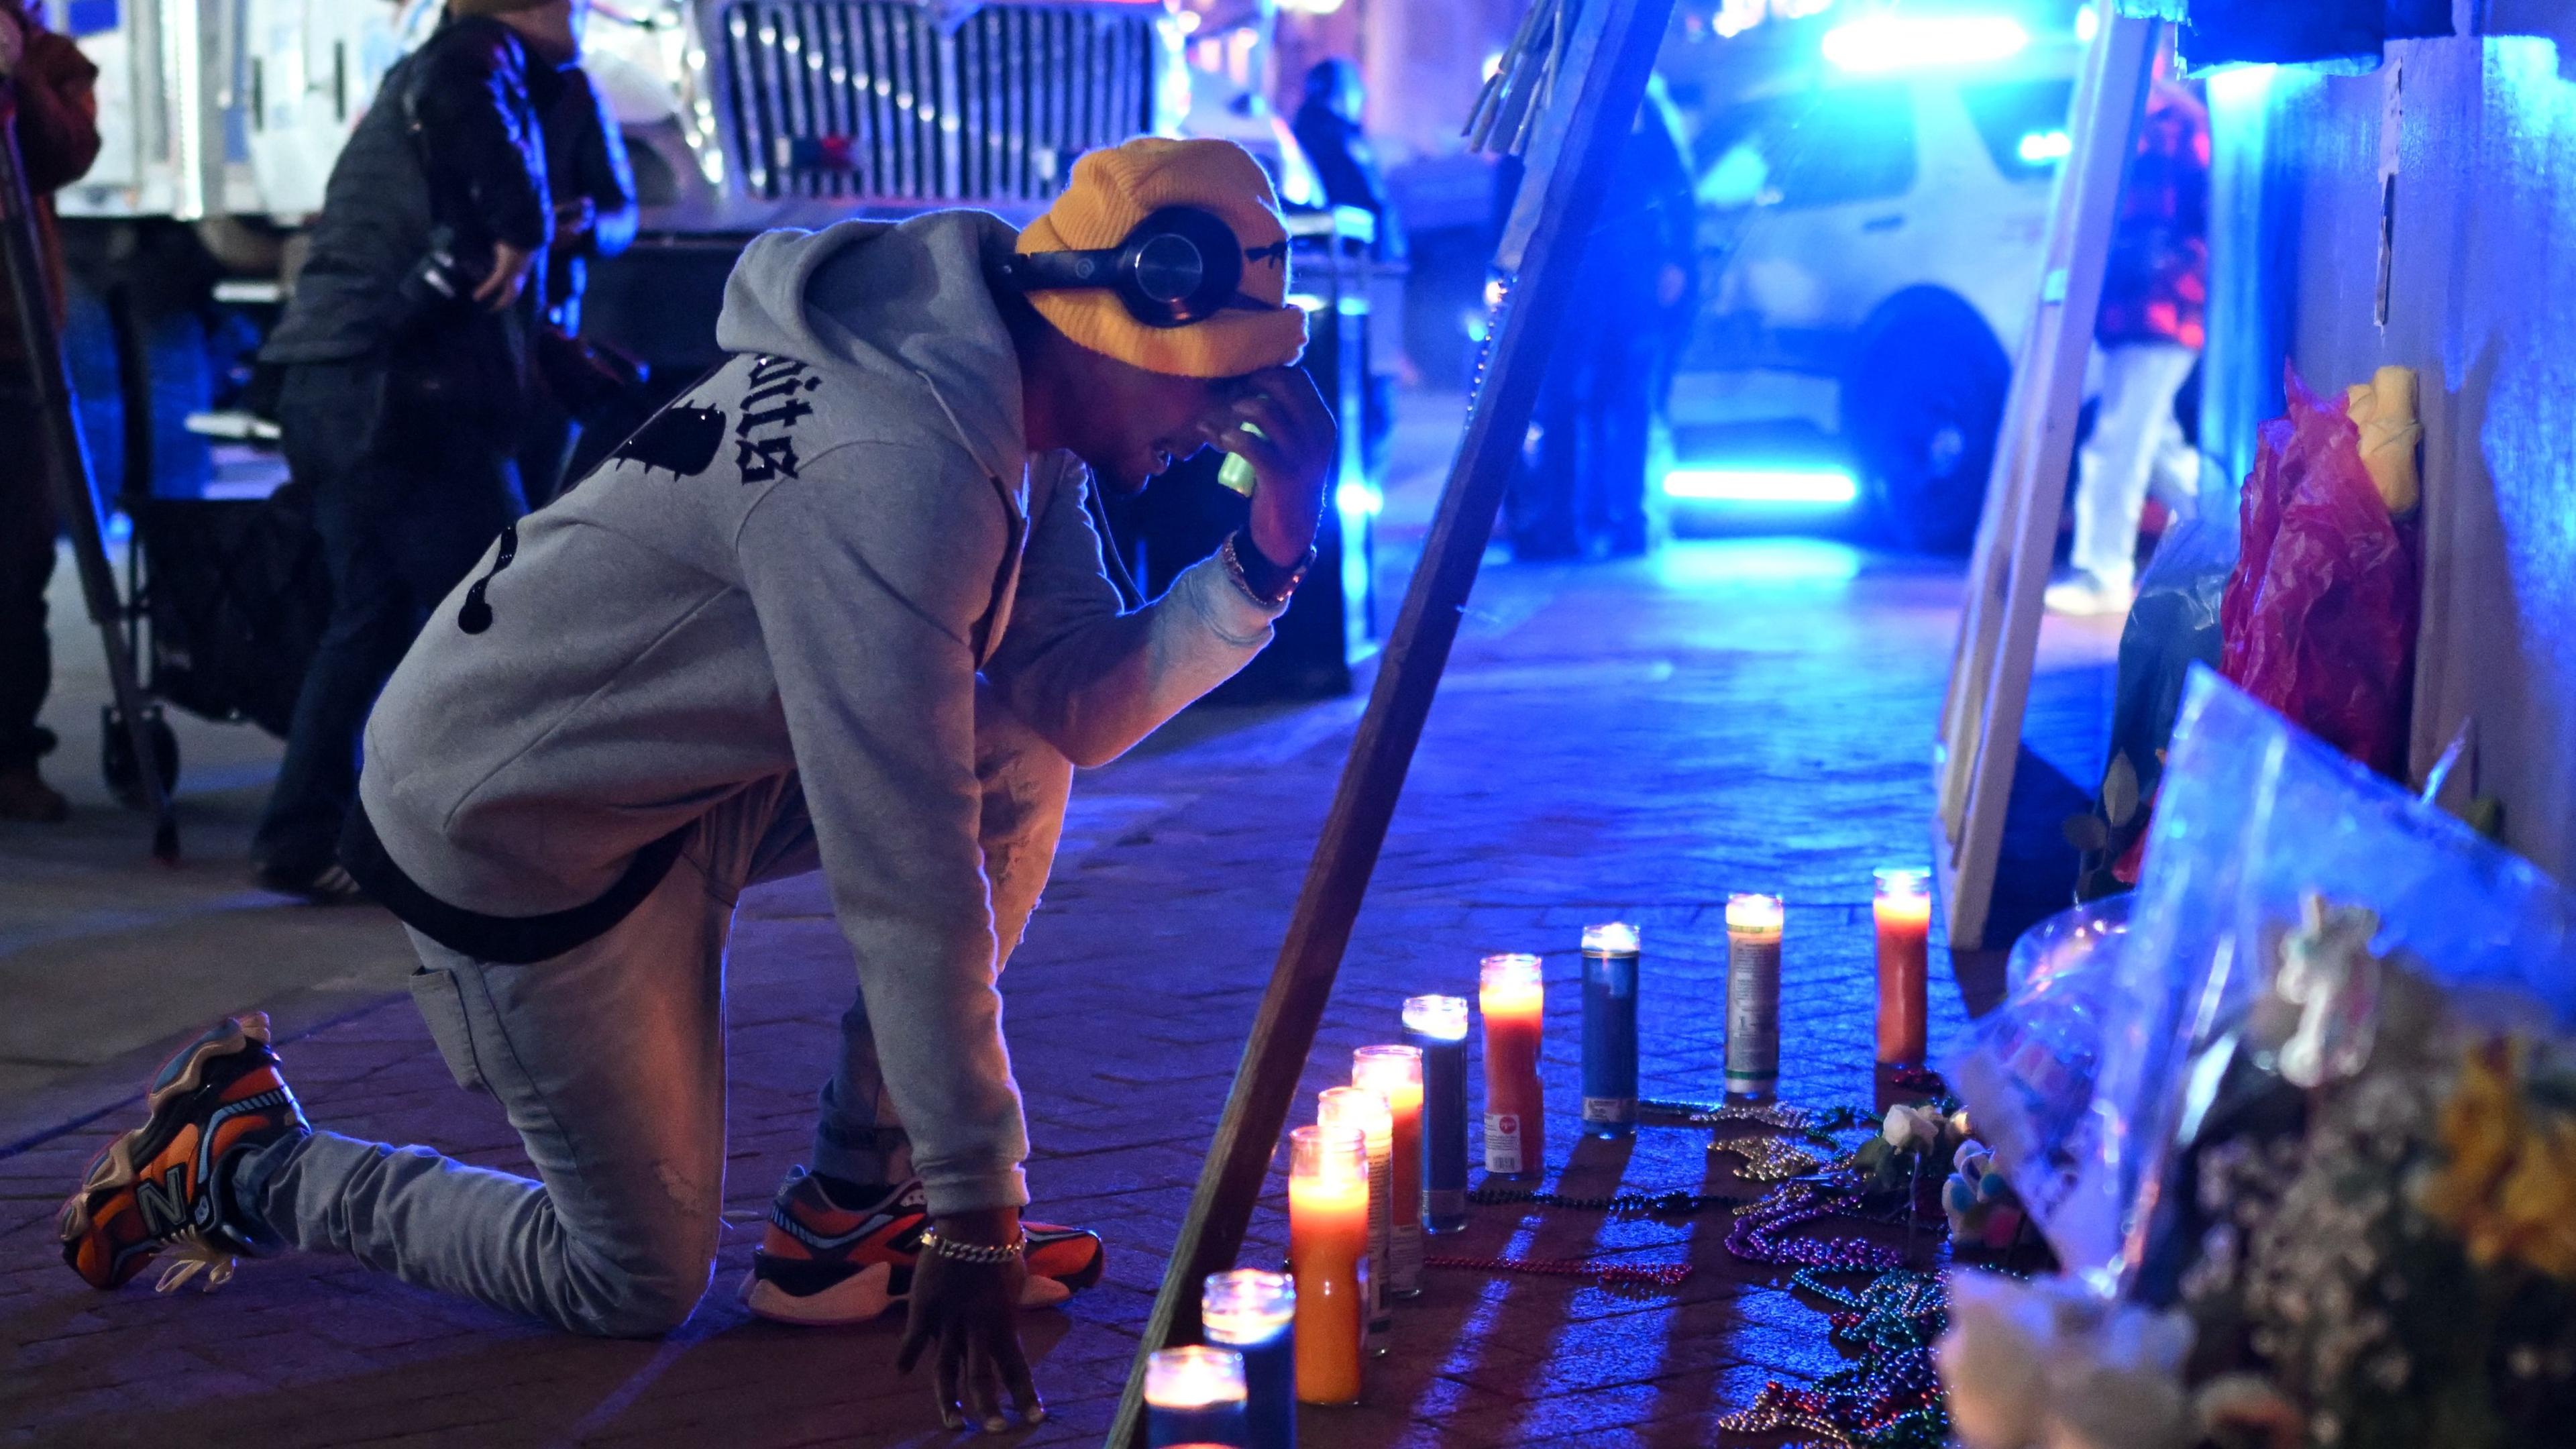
[2044,573,2137,618]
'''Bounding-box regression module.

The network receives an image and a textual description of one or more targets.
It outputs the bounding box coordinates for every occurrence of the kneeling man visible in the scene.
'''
[61,137,1333,1430]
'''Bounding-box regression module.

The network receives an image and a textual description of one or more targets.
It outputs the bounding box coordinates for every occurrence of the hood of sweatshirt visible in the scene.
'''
[714,209,1027,485]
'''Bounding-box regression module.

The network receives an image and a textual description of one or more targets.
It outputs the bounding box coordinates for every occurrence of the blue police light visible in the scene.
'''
[1660,466,1859,505]
[1821,14,2029,74]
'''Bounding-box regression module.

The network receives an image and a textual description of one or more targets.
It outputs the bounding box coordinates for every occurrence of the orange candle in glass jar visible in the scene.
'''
[1287,1124,1370,1405]
[1352,1046,1425,1299]
[1479,953,1546,1177]
[1318,1085,1393,1354]
[1874,868,1931,1066]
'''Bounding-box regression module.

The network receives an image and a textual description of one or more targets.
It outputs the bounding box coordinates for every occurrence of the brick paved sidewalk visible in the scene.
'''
[3,543,2114,1448]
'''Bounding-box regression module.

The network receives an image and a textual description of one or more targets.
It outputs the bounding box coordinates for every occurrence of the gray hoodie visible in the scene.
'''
[356,210,1283,1214]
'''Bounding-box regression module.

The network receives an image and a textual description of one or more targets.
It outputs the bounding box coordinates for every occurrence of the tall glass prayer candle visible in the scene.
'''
[1874,869,1933,1066]
[1479,953,1546,1177]
[1144,1346,1249,1448]
[1202,1270,1295,1449]
[1351,1046,1424,1297]
[1288,1125,1368,1405]
[1580,922,1641,1138]
[1725,895,1784,1098]
[1318,1085,1393,1354]
[1401,995,1470,1234]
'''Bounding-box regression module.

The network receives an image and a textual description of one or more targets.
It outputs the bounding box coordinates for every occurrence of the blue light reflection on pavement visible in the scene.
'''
[1650,538,1867,592]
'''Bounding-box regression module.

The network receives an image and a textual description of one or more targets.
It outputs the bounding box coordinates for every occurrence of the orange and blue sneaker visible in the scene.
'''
[739,1168,1106,1326]
[58,1012,309,1294]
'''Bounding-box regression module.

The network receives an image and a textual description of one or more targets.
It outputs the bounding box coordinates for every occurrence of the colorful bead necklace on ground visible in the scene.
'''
[1638,1097,1864,1144]
[1710,1132,1832,1181]
[1723,1179,1908,1272]
[1445,1091,1958,1448]
[1465,1183,1753,1218]
[1424,1253,1694,1290]
[1715,1267,1949,1448]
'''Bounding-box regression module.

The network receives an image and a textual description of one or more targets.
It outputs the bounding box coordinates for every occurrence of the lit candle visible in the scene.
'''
[1402,995,1471,1234]
[1144,1345,1249,1448]
[1725,895,1783,1098]
[1202,1269,1295,1449]
[1874,868,1932,1066]
[1580,922,1641,1138]
[1479,953,1546,1178]
[1318,1085,1393,1354]
[1352,1046,1424,1297]
[1288,1124,1369,1405]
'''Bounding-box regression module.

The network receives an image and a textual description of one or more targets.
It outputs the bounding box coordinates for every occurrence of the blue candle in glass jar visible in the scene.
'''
[1580,922,1640,1138]
[1144,1345,1248,1448]
[1401,994,1471,1234]
[1201,1269,1295,1449]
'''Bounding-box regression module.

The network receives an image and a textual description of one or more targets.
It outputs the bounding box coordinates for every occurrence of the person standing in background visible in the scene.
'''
[1505,74,1697,560]
[1291,57,1404,482]
[0,0,98,824]
[250,0,576,900]
[2048,60,2208,618]
[517,58,636,508]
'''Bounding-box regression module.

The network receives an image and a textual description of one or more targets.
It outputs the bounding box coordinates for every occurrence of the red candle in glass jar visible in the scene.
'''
[1874,868,1931,1066]
[1479,953,1546,1178]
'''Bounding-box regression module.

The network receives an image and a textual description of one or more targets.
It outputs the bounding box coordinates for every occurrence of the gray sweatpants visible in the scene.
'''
[241,687,1073,1336]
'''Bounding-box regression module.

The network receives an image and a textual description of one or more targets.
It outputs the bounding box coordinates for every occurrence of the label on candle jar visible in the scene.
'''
[1484,1112,1526,1175]
[1726,932,1781,1092]
[1389,1218,1423,1297]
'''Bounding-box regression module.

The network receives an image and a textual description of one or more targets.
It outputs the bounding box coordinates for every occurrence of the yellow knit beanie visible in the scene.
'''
[1016,138,1309,379]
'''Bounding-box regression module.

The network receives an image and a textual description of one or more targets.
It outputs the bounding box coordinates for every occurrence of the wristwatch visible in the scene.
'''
[1223,529,1316,608]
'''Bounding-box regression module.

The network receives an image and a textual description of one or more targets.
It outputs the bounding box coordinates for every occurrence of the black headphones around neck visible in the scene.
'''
[1000,206,1289,329]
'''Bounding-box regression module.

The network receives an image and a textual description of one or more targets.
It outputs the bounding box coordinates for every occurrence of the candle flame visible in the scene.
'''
[1144,1345,1247,1407]
[1319,1085,1393,1148]
[1581,921,1641,955]
[1402,994,1470,1041]
[1725,894,1784,932]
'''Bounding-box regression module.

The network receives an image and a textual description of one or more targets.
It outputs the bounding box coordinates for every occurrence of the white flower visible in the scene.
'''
[1939,1272,2052,1449]
[1937,1273,2196,1449]
[2042,1291,2194,1449]
[1884,1103,1943,1151]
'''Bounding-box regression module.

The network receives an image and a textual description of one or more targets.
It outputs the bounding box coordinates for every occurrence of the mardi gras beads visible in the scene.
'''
[1466,1183,1752,1218]
[1422,1253,1693,1290]
[1723,1180,1907,1272]
[1710,1133,1831,1181]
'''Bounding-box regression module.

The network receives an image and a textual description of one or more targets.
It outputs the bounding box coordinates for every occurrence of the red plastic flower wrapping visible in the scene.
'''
[2219,362,2419,776]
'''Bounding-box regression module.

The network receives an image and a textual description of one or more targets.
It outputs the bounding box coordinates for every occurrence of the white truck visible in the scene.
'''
[57,0,1309,465]
[1665,8,2084,551]
[62,0,1207,234]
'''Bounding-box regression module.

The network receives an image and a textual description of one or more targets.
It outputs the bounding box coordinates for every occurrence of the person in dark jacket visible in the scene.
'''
[250,0,576,899]
[0,0,100,824]
[517,60,637,507]
[1291,57,1405,483]
[1505,74,1697,560]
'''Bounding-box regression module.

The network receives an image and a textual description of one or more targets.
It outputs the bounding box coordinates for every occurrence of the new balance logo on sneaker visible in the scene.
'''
[58,1013,310,1295]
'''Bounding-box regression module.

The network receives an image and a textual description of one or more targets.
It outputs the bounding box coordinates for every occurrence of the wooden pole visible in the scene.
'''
[1107,0,1676,1438]
[0,106,178,859]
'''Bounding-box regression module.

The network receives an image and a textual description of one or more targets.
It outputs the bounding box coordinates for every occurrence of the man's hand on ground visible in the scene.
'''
[1209,366,1336,568]
[474,241,537,311]
[896,1208,1044,1433]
